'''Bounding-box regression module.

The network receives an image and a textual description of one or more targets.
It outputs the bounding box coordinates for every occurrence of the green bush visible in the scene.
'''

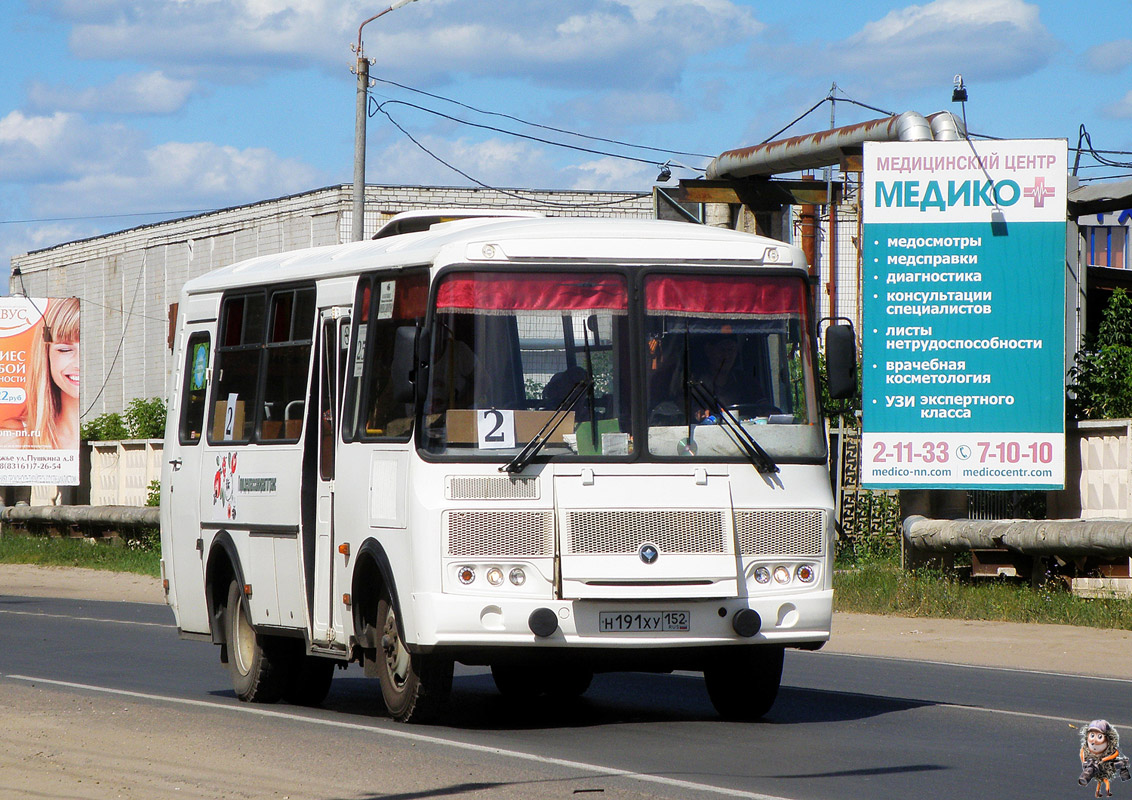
[81,397,167,441]
[80,412,128,441]
[124,397,167,439]
[1069,288,1132,420]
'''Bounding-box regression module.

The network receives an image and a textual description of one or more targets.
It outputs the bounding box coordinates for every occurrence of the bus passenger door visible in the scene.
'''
[311,308,349,645]
[164,321,215,634]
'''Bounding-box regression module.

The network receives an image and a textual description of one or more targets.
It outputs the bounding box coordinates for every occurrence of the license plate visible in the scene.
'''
[598,610,690,632]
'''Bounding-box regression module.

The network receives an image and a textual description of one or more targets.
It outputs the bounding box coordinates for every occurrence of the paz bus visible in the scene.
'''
[159,213,856,723]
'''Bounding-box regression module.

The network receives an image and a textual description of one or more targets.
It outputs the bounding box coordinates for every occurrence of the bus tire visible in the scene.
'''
[376,592,452,723]
[224,581,288,703]
[703,645,783,721]
[283,656,335,707]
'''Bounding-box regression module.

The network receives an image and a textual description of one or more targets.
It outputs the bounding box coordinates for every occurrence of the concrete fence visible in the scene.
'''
[29,439,163,508]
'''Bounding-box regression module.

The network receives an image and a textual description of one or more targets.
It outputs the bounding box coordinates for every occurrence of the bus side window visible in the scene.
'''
[354,271,428,440]
[208,292,265,443]
[179,333,211,445]
[258,287,316,442]
[341,278,371,442]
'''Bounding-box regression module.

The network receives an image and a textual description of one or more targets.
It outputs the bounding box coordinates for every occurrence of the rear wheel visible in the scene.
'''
[703,646,784,721]
[375,592,452,723]
[224,581,288,703]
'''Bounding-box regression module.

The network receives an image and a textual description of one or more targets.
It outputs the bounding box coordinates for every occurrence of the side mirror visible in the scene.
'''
[824,323,857,400]
[390,326,420,405]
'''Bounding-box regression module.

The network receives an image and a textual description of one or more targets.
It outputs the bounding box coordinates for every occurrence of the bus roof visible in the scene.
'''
[181,217,807,296]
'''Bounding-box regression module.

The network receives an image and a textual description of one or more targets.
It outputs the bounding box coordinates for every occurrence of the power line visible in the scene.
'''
[371,75,714,161]
[372,102,649,209]
[0,209,219,226]
[372,98,706,171]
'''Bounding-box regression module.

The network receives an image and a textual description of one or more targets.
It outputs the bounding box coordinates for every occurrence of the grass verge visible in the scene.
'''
[835,555,1132,630]
[0,530,160,577]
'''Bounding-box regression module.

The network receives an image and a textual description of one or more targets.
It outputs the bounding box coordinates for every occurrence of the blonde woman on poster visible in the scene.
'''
[23,297,80,451]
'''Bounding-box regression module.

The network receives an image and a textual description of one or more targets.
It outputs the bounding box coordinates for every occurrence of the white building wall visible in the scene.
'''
[11,184,652,419]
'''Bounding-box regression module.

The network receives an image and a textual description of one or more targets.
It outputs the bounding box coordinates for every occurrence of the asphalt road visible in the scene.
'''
[0,592,1118,800]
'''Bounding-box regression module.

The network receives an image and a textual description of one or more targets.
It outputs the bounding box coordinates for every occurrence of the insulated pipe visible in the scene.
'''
[706,111,945,180]
[927,111,965,142]
[0,504,160,528]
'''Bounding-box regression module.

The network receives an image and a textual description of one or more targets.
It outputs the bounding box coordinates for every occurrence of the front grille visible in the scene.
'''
[445,475,539,500]
[734,509,824,556]
[444,510,554,557]
[563,510,728,555]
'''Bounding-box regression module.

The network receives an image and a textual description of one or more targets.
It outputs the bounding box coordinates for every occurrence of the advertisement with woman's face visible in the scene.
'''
[0,297,80,485]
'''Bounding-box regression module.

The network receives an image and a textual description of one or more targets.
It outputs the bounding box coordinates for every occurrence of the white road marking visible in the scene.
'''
[809,649,1132,684]
[4,674,792,800]
[0,608,172,628]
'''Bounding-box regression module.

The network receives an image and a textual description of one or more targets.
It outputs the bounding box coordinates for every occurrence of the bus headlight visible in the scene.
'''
[509,568,526,586]
[457,566,476,585]
[486,567,504,586]
[773,566,791,584]
[753,566,771,584]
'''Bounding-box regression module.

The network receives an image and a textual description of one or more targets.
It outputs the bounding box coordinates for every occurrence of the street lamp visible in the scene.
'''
[352,0,420,242]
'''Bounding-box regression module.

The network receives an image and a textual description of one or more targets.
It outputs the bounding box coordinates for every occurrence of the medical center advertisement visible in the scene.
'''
[861,139,1067,489]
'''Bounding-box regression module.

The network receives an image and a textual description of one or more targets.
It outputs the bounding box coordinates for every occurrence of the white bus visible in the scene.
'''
[160,214,856,722]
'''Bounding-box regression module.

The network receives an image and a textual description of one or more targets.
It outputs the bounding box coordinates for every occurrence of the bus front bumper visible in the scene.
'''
[406,590,832,653]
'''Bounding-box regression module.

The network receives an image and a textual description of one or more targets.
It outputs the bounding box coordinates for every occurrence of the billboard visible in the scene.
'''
[861,139,1067,489]
[0,297,80,485]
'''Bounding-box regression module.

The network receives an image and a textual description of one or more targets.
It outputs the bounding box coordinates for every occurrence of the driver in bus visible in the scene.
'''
[649,333,775,425]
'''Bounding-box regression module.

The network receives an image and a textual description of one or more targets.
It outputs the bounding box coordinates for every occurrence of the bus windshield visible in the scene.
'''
[643,273,823,461]
[422,269,824,462]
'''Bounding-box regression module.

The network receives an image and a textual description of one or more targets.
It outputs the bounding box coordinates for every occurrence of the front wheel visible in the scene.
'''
[224,581,288,703]
[703,646,784,721]
[375,593,452,723]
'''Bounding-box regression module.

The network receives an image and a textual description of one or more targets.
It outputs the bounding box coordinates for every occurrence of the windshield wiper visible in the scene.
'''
[688,381,779,475]
[500,377,592,474]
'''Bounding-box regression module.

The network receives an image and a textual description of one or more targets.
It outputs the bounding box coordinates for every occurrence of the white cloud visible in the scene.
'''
[0,110,140,181]
[812,0,1056,90]
[27,71,197,115]
[369,134,558,188]
[49,140,322,213]
[35,0,762,90]
[566,156,654,191]
[0,110,320,220]
[1103,89,1132,120]
[1084,40,1132,75]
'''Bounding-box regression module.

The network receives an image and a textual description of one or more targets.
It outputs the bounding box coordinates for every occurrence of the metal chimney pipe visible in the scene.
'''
[705,111,948,180]
[927,111,965,141]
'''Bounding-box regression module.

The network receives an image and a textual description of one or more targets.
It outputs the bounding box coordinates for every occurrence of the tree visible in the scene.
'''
[1068,289,1132,420]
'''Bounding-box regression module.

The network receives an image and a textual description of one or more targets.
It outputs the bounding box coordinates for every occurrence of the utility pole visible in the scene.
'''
[352,0,421,242]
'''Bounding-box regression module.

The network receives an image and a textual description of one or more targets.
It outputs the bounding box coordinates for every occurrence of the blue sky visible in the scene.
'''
[2,0,1130,290]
